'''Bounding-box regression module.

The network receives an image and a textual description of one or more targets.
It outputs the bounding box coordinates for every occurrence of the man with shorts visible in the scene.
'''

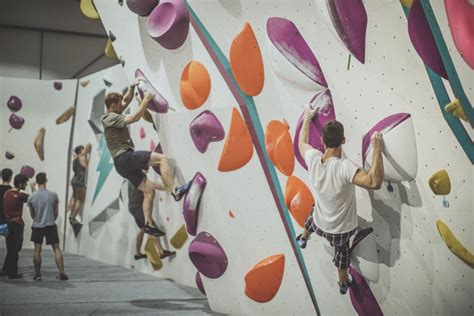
[128,181,175,260]
[101,83,190,237]
[0,168,13,276]
[297,105,384,294]
[27,172,68,281]
[68,143,91,225]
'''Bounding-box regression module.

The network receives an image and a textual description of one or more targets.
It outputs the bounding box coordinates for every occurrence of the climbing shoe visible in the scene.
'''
[339,276,352,295]
[33,274,42,281]
[144,224,165,237]
[172,181,192,201]
[296,234,308,249]
[58,273,69,281]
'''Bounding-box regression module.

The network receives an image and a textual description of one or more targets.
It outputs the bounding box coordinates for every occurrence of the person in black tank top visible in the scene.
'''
[67,144,91,225]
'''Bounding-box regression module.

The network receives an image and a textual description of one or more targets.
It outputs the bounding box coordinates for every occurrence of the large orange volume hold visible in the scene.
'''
[218,108,254,172]
[265,120,295,176]
[180,61,211,110]
[284,176,314,227]
[229,22,265,96]
[245,254,285,303]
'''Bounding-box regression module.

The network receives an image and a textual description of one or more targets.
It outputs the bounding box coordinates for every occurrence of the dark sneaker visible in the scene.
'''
[160,250,176,259]
[0,271,7,277]
[172,181,192,201]
[134,253,147,260]
[296,234,308,249]
[144,224,165,237]
[8,273,23,279]
[339,277,352,295]
[59,273,69,281]
[33,274,42,281]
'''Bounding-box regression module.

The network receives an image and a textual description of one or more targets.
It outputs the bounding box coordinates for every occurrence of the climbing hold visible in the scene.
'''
[80,79,90,87]
[266,17,327,91]
[408,0,448,79]
[139,127,146,139]
[144,236,163,270]
[195,272,206,295]
[348,267,383,316]
[170,224,188,249]
[293,90,336,169]
[104,39,118,59]
[180,61,211,110]
[362,113,417,182]
[53,82,63,90]
[265,120,295,176]
[244,254,285,303]
[445,99,468,122]
[428,170,451,195]
[229,22,265,96]
[80,0,100,19]
[350,227,379,283]
[188,232,228,278]
[445,0,474,69]
[108,30,116,42]
[7,96,22,112]
[183,172,207,236]
[118,0,123,7]
[284,176,314,228]
[103,78,113,87]
[126,0,158,16]
[56,106,75,125]
[436,220,474,268]
[228,210,235,218]
[9,113,25,130]
[400,0,413,8]
[119,57,126,67]
[218,108,254,172]
[20,166,35,179]
[34,128,46,161]
[148,0,190,50]
[5,152,14,160]
[189,110,225,153]
[135,69,169,113]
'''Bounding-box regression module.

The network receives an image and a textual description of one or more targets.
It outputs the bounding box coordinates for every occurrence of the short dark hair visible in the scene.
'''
[322,120,345,148]
[74,145,84,155]
[1,168,13,182]
[104,92,123,109]
[13,174,28,189]
[36,172,47,185]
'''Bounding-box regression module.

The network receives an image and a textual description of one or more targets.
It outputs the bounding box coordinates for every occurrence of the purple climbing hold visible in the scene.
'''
[188,231,228,279]
[293,90,336,169]
[183,172,207,236]
[20,166,35,179]
[266,17,327,88]
[350,227,374,253]
[135,69,169,113]
[5,151,15,160]
[189,110,225,153]
[408,0,448,79]
[53,82,63,90]
[348,267,383,316]
[326,0,368,63]
[147,0,190,50]
[7,96,22,112]
[126,0,159,16]
[9,113,25,130]
[195,272,206,295]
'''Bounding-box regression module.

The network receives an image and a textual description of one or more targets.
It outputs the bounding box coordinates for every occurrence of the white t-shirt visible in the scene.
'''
[305,149,359,234]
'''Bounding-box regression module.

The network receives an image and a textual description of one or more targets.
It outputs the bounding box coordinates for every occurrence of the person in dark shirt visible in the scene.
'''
[0,168,13,224]
[68,143,91,225]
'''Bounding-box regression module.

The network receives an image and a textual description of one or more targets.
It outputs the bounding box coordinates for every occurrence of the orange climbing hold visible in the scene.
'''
[229,22,265,96]
[218,108,254,172]
[265,120,295,176]
[284,176,314,227]
[180,61,211,110]
[245,254,285,303]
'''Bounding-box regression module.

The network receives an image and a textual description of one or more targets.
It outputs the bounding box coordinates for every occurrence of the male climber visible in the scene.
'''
[296,104,384,294]
[101,82,190,237]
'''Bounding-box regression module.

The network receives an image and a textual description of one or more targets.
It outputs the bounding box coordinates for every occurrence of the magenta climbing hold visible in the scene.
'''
[9,113,25,130]
[189,110,225,153]
[5,152,15,160]
[147,0,190,50]
[126,0,159,16]
[7,96,22,112]
[20,166,35,179]
[408,0,448,79]
[135,69,169,113]
[53,82,63,90]
[348,267,383,316]
[139,127,146,139]
[188,232,228,279]
[183,172,207,236]
[195,272,206,295]
[293,90,336,169]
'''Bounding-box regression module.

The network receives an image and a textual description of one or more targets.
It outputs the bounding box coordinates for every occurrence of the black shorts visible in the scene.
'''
[114,150,151,188]
[31,225,59,245]
[129,207,145,229]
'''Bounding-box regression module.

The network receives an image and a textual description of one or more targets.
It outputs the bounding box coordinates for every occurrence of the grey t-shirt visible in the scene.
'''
[101,112,134,158]
[27,189,59,228]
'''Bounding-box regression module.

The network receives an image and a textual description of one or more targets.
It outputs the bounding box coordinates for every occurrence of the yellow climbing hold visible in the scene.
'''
[104,39,117,59]
[144,236,163,270]
[428,170,451,195]
[436,220,474,268]
[80,0,99,19]
[400,0,413,8]
[170,224,188,249]
[445,99,468,122]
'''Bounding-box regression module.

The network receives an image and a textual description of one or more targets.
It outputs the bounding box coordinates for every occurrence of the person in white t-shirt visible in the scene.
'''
[296,104,384,294]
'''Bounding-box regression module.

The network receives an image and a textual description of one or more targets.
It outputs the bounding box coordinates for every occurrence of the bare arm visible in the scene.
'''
[124,90,155,125]
[121,81,139,107]
[298,105,320,158]
[79,143,92,169]
[352,132,384,190]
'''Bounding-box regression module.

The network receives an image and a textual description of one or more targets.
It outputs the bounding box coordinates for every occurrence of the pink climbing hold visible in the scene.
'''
[7,96,22,112]
[348,267,383,316]
[183,172,207,236]
[135,69,169,113]
[139,127,146,139]
[188,232,228,279]
[195,272,206,295]
[189,110,225,153]
[20,166,35,179]
[445,0,474,69]
[149,140,156,152]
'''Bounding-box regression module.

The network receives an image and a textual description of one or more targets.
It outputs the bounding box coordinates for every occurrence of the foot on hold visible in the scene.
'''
[339,276,352,295]
[160,250,176,259]
[58,273,69,281]
[134,253,147,260]
[296,234,308,249]
[172,181,192,201]
[144,224,166,237]
[33,274,42,281]
[8,273,23,279]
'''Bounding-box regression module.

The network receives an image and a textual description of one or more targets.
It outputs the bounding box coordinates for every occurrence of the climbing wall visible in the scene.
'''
[0,77,77,249]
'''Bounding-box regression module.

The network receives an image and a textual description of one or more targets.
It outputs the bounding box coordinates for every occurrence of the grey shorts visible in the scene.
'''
[113,150,151,188]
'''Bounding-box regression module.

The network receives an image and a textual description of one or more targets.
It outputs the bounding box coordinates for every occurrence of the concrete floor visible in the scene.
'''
[0,249,217,315]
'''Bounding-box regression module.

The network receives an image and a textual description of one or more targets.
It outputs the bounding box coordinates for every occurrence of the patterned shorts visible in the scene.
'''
[305,215,356,269]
